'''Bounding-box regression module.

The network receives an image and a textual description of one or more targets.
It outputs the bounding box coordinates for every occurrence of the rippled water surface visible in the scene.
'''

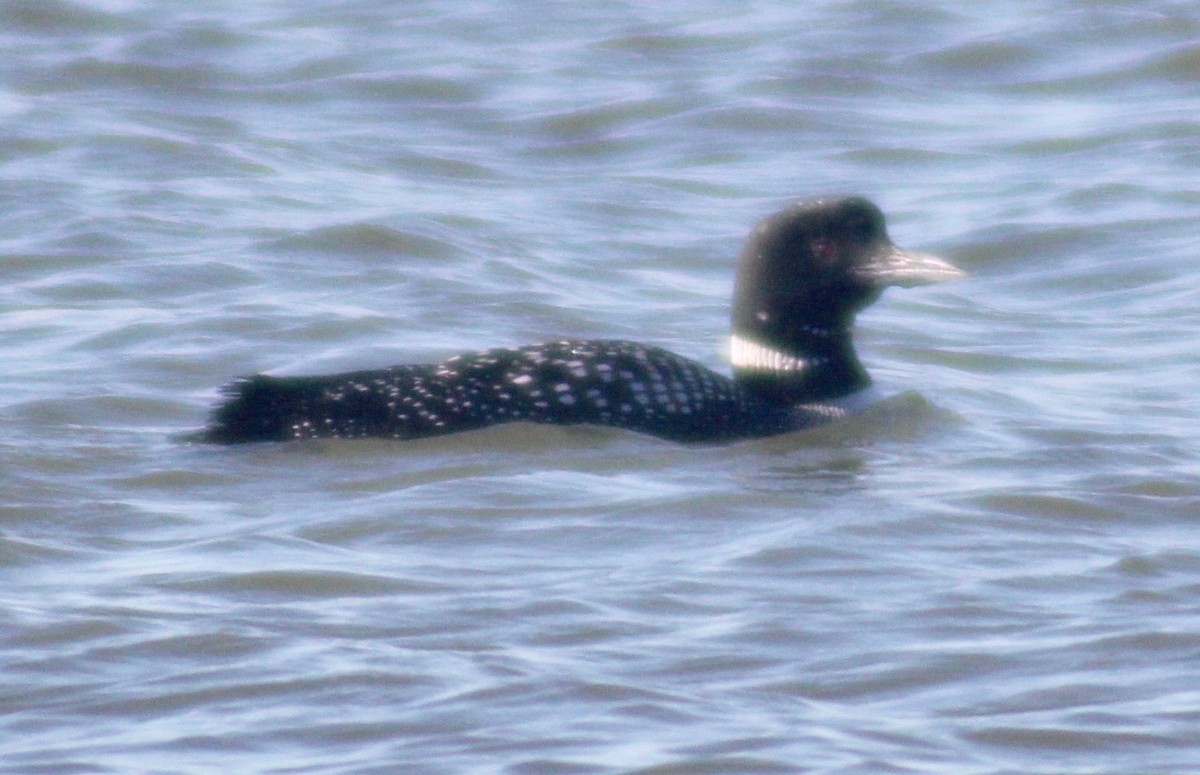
[3,1,1200,773]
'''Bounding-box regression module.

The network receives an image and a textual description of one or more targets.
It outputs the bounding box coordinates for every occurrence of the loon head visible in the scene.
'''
[730,196,964,402]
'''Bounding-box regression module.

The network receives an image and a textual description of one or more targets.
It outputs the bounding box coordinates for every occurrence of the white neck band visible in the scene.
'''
[729,335,808,372]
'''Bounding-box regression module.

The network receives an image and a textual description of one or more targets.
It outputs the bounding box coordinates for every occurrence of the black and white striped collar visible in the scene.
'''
[729,334,828,372]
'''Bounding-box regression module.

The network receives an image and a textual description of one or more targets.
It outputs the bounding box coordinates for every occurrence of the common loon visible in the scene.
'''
[202,196,963,444]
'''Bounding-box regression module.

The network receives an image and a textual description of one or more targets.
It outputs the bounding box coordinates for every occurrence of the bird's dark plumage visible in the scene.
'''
[201,197,962,444]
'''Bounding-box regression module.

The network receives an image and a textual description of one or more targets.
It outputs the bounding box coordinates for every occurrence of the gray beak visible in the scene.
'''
[857,245,966,288]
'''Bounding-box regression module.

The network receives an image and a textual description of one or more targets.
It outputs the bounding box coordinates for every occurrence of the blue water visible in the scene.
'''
[3,1,1199,773]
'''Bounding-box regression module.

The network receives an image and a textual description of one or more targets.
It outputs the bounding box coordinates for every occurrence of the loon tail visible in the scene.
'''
[203,375,310,443]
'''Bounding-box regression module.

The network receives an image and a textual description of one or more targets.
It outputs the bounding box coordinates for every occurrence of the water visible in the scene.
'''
[3,1,1199,772]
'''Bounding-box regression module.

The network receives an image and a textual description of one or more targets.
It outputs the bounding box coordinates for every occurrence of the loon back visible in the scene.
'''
[201,196,962,444]
[203,340,835,444]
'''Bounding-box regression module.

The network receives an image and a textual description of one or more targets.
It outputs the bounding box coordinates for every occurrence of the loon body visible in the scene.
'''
[202,197,962,444]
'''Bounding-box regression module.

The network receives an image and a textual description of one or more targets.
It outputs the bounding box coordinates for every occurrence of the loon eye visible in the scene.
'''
[810,236,839,264]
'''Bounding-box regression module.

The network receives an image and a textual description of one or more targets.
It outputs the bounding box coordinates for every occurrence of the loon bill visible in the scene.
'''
[201,196,964,444]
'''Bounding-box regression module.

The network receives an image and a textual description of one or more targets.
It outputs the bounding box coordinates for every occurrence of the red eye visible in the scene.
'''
[811,237,838,263]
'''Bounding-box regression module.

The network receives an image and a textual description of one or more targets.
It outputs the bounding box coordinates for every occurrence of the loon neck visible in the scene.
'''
[729,331,870,403]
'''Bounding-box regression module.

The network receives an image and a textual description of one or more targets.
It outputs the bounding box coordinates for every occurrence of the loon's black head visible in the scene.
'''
[731,196,963,402]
